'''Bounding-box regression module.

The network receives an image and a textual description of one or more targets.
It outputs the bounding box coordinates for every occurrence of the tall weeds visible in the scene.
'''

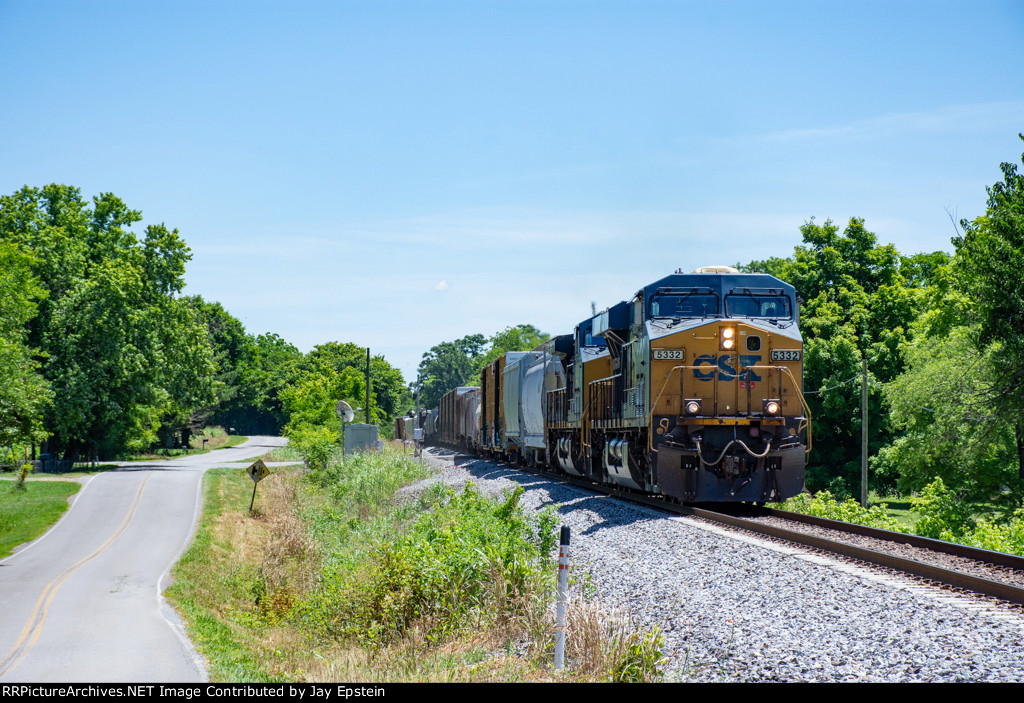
[294,483,558,646]
[171,447,666,682]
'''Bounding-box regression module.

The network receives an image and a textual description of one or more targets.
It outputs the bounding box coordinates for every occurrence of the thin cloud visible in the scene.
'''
[744,101,1024,144]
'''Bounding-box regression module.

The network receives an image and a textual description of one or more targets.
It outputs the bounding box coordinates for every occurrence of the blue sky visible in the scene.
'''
[2,1,1022,383]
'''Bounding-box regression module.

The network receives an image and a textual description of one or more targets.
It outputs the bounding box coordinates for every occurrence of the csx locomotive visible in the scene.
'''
[429,266,809,503]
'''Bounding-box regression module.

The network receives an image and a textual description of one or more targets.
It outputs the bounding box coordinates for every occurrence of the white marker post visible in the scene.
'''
[554,525,570,671]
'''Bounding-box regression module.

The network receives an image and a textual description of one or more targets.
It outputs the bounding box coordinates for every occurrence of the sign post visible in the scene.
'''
[246,458,271,513]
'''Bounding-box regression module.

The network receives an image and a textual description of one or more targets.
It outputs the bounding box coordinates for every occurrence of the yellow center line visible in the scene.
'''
[0,473,153,678]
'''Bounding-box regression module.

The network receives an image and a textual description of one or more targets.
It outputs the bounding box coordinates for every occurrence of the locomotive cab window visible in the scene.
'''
[650,293,719,318]
[725,294,792,319]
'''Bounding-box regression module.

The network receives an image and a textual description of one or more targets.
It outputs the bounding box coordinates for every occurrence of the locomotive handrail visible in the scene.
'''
[646,363,811,455]
[581,395,592,450]
[746,364,813,454]
[647,364,719,453]
[588,375,622,423]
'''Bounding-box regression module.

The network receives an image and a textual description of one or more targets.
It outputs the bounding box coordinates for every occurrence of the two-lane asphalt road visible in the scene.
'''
[0,436,289,682]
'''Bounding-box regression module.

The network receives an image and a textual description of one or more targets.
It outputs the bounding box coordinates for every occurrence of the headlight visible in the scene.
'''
[684,399,701,415]
[763,399,781,416]
[720,327,736,350]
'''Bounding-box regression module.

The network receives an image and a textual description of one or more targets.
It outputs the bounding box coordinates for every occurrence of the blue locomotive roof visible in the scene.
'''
[640,270,797,321]
[640,271,795,301]
[589,300,628,340]
[590,270,798,344]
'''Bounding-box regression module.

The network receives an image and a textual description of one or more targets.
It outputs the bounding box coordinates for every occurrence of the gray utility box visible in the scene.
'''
[344,424,379,455]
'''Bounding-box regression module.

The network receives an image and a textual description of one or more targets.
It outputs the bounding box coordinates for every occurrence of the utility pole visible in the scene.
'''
[366,347,371,424]
[861,358,868,508]
[415,375,422,462]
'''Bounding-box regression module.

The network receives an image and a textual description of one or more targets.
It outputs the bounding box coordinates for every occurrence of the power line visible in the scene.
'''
[803,374,861,395]
[804,370,993,422]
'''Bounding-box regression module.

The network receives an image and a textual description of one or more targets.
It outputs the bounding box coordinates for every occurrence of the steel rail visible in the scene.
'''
[684,505,1024,605]
[625,493,1024,605]
[444,449,1024,606]
[763,506,1024,571]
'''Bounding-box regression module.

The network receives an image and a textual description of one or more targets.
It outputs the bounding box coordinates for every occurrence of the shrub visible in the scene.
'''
[966,510,1024,556]
[911,477,975,540]
[297,483,557,645]
[781,490,904,532]
[610,627,667,683]
[288,424,339,473]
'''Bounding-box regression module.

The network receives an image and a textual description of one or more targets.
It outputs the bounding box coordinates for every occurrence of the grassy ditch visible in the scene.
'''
[166,448,665,682]
[0,479,81,558]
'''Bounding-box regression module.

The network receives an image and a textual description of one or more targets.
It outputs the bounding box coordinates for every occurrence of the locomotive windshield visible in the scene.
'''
[725,294,792,319]
[650,293,719,318]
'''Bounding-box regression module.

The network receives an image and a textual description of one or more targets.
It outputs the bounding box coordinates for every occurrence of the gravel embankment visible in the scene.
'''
[418,448,1024,682]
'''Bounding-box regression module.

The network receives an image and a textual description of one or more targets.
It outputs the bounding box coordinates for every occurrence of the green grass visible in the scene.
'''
[21,464,121,479]
[165,466,276,682]
[219,435,250,449]
[260,444,304,464]
[868,492,917,530]
[0,480,81,558]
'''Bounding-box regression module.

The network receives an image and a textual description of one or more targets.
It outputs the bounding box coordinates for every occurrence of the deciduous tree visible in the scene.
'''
[417,334,486,409]
[953,136,1024,479]
[0,185,216,457]
[0,242,51,449]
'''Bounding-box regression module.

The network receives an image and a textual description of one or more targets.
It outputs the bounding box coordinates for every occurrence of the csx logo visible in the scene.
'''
[693,354,762,382]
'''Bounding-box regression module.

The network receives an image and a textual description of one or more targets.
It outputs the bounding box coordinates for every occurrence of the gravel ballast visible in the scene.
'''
[418,447,1024,682]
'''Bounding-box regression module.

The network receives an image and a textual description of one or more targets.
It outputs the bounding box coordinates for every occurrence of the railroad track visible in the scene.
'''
[447,451,1024,607]
[677,503,1024,606]
[608,495,1024,606]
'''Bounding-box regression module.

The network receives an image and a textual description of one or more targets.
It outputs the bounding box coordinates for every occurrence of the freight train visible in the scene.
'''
[426,266,810,503]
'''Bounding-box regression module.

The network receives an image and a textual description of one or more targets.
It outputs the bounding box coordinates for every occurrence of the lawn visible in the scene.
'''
[0,479,82,558]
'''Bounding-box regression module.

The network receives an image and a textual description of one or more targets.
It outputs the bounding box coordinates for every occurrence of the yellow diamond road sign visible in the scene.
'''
[247,458,271,484]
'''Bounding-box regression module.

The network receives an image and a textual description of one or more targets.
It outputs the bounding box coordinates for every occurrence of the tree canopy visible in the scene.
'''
[0,185,217,456]
[417,334,487,409]
[745,217,946,496]
[739,139,1024,510]
[952,136,1024,481]
[415,325,552,409]
[0,242,50,449]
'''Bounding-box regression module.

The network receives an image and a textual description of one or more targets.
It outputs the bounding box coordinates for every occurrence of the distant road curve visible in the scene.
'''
[0,436,288,682]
